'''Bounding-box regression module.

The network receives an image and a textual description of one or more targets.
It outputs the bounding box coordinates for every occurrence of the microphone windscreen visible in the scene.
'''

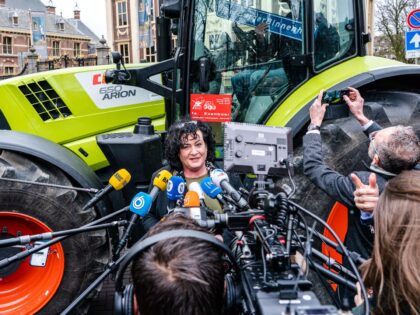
[188,182,205,199]
[167,176,186,201]
[200,177,222,198]
[153,170,172,191]
[109,168,131,190]
[210,169,229,188]
[129,192,152,217]
[183,191,200,207]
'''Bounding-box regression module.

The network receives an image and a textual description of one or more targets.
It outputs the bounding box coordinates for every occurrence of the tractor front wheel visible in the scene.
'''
[0,150,108,314]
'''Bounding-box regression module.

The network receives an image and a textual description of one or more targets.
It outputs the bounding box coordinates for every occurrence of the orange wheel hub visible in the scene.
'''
[0,212,65,314]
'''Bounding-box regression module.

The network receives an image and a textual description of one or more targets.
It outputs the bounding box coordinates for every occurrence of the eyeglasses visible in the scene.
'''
[369,131,380,158]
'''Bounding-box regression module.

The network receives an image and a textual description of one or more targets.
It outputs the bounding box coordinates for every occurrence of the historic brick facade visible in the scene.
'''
[0,0,100,76]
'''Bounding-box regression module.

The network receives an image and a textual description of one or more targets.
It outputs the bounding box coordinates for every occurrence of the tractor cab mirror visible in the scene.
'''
[198,57,211,92]
[111,52,123,69]
[161,0,181,19]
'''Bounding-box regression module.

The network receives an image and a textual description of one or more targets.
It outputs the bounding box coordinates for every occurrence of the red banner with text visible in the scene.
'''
[190,94,232,122]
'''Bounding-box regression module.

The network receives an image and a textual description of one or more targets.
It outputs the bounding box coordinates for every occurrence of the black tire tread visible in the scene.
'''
[0,150,108,314]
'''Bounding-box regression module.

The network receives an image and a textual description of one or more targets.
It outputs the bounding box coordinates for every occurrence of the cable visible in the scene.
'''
[287,200,370,315]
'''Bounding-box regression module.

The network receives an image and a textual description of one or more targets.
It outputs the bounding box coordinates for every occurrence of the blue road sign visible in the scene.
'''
[407,9,420,29]
[216,1,302,41]
[406,30,420,58]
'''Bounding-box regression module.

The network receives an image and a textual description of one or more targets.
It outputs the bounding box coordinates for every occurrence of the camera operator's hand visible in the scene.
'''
[351,173,379,213]
[343,87,369,126]
[354,282,364,307]
[309,90,328,126]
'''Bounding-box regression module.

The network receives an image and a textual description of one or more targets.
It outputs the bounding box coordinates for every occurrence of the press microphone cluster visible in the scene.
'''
[114,170,172,257]
[83,169,131,210]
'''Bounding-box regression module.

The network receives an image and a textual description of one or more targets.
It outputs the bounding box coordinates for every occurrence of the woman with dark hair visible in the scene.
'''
[164,120,216,178]
[140,119,223,234]
[352,170,420,315]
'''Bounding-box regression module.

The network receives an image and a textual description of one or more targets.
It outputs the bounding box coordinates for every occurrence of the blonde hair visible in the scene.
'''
[362,170,420,315]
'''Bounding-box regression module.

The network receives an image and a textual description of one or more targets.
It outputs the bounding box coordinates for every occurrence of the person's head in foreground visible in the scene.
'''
[131,214,225,315]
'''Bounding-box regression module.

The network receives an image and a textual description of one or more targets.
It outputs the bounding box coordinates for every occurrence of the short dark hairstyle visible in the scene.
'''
[131,214,225,315]
[164,120,216,172]
[377,125,420,174]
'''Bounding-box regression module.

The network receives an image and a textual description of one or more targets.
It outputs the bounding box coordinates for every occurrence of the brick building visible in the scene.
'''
[0,0,101,76]
[105,0,174,64]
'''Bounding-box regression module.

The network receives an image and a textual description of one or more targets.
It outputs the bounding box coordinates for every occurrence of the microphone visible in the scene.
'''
[210,169,249,209]
[83,169,131,210]
[183,191,200,207]
[114,191,153,258]
[188,182,206,207]
[200,177,226,205]
[166,176,186,209]
[129,192,153,217]
[149,169,173,201]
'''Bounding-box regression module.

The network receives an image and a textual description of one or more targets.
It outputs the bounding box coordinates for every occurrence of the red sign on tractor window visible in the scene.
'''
[190,94,232,122]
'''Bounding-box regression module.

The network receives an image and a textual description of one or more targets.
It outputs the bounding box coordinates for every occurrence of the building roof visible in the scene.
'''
[5,0,46,12]
[67,18,100,43]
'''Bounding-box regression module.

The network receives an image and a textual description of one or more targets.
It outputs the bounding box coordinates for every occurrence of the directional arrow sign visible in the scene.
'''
[410,32,420,48]
[406,30,420,58]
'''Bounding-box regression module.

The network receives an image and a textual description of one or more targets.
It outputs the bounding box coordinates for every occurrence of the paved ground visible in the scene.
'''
[87,268,131,315]
[87,276,116,315]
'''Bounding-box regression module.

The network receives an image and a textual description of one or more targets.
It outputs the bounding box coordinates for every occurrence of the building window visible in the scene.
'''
[4,67,14,75]
[117,1,128,26]
[3,37,12,54]
[119,43,130,63]
[12,15,19,25]
[53,41,60,56]
[145,46,156,62]
[58,22,64,31]
[74,43,81,57]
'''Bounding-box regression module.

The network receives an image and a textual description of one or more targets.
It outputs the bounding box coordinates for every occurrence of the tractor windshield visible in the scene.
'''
[190,0,306,124]
[188,0,357,125]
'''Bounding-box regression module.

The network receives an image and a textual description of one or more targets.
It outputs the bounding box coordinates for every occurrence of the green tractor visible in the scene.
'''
[1,0,420,313]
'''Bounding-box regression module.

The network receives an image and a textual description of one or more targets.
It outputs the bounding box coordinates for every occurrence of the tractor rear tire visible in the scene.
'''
[281,90,420,304]
[0,150,108,315]
[289,90,420,222]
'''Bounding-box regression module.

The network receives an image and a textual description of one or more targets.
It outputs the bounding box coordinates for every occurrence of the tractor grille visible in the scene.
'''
[18,80,72,121]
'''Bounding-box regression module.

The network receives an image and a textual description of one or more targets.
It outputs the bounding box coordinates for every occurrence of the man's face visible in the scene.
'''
[368,127,395,163]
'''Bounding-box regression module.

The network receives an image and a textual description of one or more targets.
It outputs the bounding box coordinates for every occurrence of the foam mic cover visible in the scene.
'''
[129,192,152,217]
[109,168,132,190]
[210,169,229,188]
[183,191,200,208]
[153,170,172,191]
[167,176,186,201]
[200,177,222,198]
[188,182,205,200]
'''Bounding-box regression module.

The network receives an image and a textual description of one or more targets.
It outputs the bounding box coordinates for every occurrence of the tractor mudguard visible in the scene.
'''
[0,130,112,217]
[282,65,420,134]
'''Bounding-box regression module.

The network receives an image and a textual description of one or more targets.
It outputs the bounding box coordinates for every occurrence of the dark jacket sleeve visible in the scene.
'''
[364,121,382,137]
[303,132,359,208]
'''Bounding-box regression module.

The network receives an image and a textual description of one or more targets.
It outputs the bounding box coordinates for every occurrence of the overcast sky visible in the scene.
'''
[42,0,107,38]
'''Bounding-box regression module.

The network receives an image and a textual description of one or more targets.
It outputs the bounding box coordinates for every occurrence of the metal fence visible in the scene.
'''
[36,55,98,72]
[0,63,28,80]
